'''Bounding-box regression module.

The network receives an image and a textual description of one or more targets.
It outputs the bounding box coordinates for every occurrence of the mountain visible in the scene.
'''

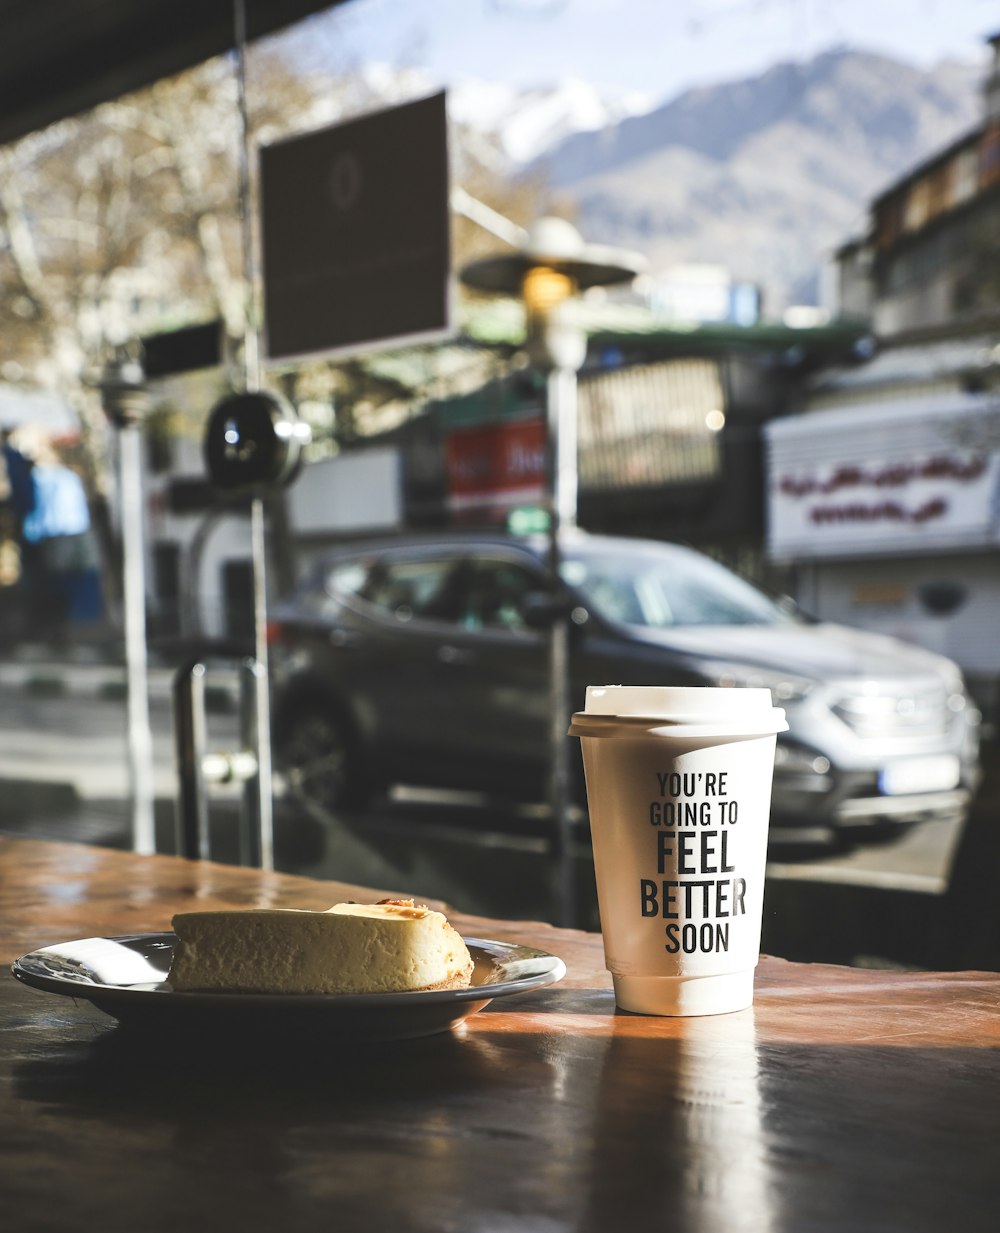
[521,49,983,311]
[346,49,983,313]
[448,76,657,165]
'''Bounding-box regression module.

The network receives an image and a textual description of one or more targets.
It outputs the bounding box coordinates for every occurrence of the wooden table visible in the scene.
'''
[2,834,999,1232]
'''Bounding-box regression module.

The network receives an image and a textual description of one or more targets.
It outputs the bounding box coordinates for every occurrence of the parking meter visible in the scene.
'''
[203,390,310,491]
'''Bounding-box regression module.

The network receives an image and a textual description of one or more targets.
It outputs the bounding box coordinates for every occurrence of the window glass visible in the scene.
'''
[361,558,459,623]
[296,558,370,615]
[564,546,791,628]
[457,559,539,632]
[325,560,368,598]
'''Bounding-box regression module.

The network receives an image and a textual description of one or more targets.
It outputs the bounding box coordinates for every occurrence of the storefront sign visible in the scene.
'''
[766,396,1000,559]
[445,418,546,520]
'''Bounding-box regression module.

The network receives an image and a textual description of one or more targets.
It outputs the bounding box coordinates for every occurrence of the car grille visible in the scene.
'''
[832,685,954,740]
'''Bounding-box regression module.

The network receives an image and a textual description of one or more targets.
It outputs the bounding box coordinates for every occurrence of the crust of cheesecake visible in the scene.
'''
[406,966,476,993]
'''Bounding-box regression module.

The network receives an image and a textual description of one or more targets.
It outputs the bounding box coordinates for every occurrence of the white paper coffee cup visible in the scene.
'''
[570,685,788,1017]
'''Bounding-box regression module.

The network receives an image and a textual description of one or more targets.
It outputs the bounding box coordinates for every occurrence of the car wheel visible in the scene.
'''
[276,704,368,814]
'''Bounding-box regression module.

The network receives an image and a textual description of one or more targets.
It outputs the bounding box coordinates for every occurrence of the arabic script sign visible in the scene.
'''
[766,399,1000,559]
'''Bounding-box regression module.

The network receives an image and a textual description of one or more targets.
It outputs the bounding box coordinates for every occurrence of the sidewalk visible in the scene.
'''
[0,655,176,701]
[0,642,245,700]
[0,645,241,809]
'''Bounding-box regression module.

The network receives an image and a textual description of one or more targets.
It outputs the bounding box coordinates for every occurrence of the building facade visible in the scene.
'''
[767,33,1000,722]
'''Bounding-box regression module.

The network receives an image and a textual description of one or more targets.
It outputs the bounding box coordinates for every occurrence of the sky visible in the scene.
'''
[309,0,998,100]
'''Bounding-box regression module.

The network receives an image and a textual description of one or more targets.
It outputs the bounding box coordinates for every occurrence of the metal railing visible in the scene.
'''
[173,652,268,866]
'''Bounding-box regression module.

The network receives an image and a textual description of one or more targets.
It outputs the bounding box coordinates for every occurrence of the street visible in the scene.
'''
[0,679,973,941]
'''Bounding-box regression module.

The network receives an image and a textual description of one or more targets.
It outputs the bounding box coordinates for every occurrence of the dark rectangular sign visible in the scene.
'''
[260,92,451,362]
[141,321,222,377]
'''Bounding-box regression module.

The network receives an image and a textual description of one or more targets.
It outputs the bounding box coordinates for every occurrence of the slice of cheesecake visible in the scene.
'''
[167,899,474,995]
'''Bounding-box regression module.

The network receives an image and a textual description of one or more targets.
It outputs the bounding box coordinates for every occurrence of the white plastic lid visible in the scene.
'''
[585,685,774,719]
[570,685,787,738]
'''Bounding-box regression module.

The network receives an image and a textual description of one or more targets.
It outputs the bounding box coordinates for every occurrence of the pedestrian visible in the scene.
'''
[4,428,94,645]
[1,428,38,641]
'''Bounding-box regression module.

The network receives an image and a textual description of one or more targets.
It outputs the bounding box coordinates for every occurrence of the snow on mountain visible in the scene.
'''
[324,64,657,165]
[447,76,659,164]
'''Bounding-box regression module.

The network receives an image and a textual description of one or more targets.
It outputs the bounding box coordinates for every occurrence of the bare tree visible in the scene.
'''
[0,46,551,621]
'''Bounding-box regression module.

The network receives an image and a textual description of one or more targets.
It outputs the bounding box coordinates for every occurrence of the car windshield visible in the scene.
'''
[562,545,792,628]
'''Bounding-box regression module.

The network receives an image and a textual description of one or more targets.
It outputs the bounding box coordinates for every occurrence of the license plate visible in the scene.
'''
[879,755,961,796]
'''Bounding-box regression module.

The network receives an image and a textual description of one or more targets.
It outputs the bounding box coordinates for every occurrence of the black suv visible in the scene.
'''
[267,529,980,835]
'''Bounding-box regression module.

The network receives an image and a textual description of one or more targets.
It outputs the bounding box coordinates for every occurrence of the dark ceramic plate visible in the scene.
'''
[12,933,566,1041]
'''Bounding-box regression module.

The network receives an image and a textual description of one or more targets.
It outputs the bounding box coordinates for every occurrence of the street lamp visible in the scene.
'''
[460,217,645,927]
[100,346,156,856]
[201,389,311,871]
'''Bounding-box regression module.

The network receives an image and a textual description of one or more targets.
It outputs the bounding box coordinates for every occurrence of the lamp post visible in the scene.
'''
[201,389,310,870]
[101,347,157,856]
[461,217,644,926]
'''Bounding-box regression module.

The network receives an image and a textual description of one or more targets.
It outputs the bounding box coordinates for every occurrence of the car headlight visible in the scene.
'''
[699,662,815,703]
[939,669,974,715]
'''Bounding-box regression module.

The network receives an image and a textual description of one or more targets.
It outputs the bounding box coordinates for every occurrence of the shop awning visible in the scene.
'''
[0,0,347,147]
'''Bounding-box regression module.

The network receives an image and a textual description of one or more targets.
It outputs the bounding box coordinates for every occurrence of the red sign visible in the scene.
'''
[445,418,546,520]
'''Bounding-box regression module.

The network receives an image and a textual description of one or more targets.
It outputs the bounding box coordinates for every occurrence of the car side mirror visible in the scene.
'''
[520,590,589,630]
[776,593,817,623]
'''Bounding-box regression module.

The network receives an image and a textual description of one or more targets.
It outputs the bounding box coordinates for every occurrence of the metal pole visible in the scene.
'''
[546,363,579,928]
[119,421,157,854]
[234,0,273,870]
[173,660,210,860]
[239,655,264,867]
[552,364,579,531]
[233,0,260,392]
[250,495,274,870]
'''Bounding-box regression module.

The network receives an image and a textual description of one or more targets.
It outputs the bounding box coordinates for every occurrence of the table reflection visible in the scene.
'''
[577,1010,772,1233]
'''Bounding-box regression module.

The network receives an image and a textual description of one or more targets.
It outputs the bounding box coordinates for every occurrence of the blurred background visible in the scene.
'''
[1,0,998,970]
